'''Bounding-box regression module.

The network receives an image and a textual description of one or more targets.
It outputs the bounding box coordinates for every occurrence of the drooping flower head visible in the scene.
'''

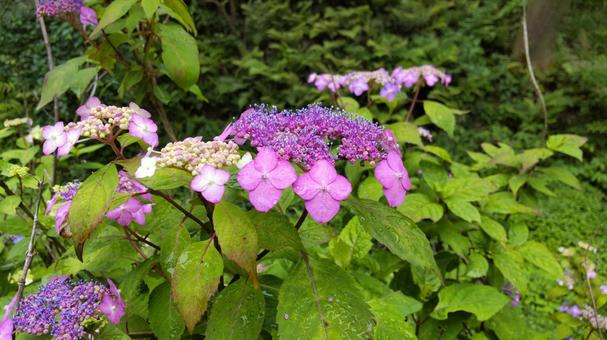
[374,150,411,207]
[293,160,352,223]
[237,147,297,212]
[106,171,153,226]
[230,104,398,169]
[98,279,125,325]
[45,182,80,235]
[79,6,97,27]
[13,277,114,339]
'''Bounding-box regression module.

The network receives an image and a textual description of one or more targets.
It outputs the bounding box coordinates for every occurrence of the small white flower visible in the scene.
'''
[135,157,157,178]
[237,152,253,169]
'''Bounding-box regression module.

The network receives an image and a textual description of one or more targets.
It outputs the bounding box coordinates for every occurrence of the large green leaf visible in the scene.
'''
[329,217,373,268]
[68,164,118,259]
[482,192,536,215]
[0,195,20,216]
[486,306,534,340]
[444,196,480,223]
[388,121,422,146]
[149,282,185,340]
[466,253,489,278]
[539,167,581,190]
[519,241,563,279]
[346,197,440,276]
[159,224,192,275]
[90,0,138,38]
[161,0,197,33]
[423,100,456,137]
[396,193,443,223]
[357,176,383,201]
[214,201,259,284]
[479,215,507,243]
[248,210,303,252]
[276,257,373,339]
[368,292,420,340]
[36,57,86,110]
[158,24,200,89]
[431,283,509,321]
[492,247,528,293]
[206,278,265,339]
[172,240,223,332]
[546,134,587,161]
[141,0,160,19]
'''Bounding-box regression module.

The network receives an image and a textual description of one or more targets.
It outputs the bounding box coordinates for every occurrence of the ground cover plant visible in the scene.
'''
[0,1,606,339]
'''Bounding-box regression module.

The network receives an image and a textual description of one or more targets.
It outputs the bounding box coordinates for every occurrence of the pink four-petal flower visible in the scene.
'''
[76,96,104,119]
[57,127,82,157]
[41,122,67,155]
[293,159,352,224]
[191,165,230,204]
[237,147,297,212]
[374,150,411,207]
[106,198,152,226]
[99,279,125,325]
[128,114,159,147]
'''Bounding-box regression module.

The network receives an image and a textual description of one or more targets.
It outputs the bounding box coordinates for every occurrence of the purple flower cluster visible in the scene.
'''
[308,65,451,102]
[106,171,154,226]
[560,303,583,319]
[229,105,398,168]
[46,182,80,235]
[36,0,98,27]
[13,277,124,339]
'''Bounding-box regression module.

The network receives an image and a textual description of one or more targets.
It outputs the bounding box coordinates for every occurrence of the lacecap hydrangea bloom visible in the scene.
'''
[45,182,80,235]
[12,276,124,339]
[36,0,98,27]
[41,97,159,157]
[106,171,154,226]
[309,65,451,102]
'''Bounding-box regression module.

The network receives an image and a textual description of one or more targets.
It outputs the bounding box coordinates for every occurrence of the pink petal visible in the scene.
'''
[214,169,231,185]
[253,147,278,173]
[45,192,60,215]
[214,122,233,141]
[293,173,320,200]
[374,160,397,189]
[305,191,341,224]
[383,184,406,207]
[0,317,13,340]
[124,198,143,212]
[142,133,158,147]
[249,181,283,212]
[43,140,58,155]
[202,183,225,203]
[386,151,405,173]
[309,159,337,185]
[401,171,412,191]
[55,202,71,234]
[237,162,262,191]
[56,142,74,156]
[190,174,209,192]
[327,175,352,201]
[267,161,297,189]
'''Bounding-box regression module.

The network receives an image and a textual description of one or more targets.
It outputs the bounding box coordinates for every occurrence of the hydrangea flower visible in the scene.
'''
[293,160,352,223]
[190,165,230,204]
[601,284,607,295]
[56,126,82,156]
[45,182,80,235]
[348,77,369,96]
[41,122,67,155]
[106,198,153,226]
[0,296,17,340]
[36,0,83,17]
[98,279,125,324]
[79,6,97,27]
[76,96,104,119]
[54,201,71,234]
[374,150,411,207]
[128,114,159,147]
[379,82,401,102]
[237,148,297,212]
[135,156,158,178]
[156,137,240,174]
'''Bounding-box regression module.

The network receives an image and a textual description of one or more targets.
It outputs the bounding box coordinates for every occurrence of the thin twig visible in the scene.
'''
[405,84,420,122]
[294,210,308,230]
[14,180,44,309]
[150,189,212,233]
[522,4,549,142]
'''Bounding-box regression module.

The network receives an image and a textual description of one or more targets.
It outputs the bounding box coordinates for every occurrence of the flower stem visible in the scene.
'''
[405,84,420,122]
[294,209,308,230]
[150,189,212,233]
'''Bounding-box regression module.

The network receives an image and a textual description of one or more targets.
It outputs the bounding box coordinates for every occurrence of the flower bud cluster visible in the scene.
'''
[157,137,241,175]
[77,105,134,139]
[36,0,83,17]
[13,276,108,339]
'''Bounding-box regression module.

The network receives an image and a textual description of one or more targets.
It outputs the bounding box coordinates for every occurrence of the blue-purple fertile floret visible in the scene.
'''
[13,277,107,340]
[36,0,83,16]
[231,104,398,168]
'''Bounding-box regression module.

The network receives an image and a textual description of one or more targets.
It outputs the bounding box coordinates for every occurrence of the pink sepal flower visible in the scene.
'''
[55,201,71,235]
[41,122,67,155]
[190,165,230,204]
[79,6,98,27]
[374,150,411,207]
[293,160,352,224]
[128,114,158,147]
[76,96,104,119]
[106,198,153,226]
[237,147,297,212]
[57,126,82,157]
[0,296,17,340]
[99,279,125,324]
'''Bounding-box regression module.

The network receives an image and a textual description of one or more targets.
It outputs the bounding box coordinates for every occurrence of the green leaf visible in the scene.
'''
[70,67,98,98]
[206,278,265,339]
[0,195,21,216]
[519,148,553,172]
[214,201,259,283]
[423,100,456,137]
[346,197,440,276]
[158,24,200,89]
[276,257,373,339]
[329,217,373,268]
[508,175,526,196]
[438,225,470,258]
[527,176,555,196]
[91,0,138,38]
[36,57,86,110]
[508,222,528,247]
[159,224,192,275]
[479,215,507,242]
[120,258,154,319]
[431,283,510,321]
[397,193,443,223]
[519,241,563,279]
[141,0,160,19]
[249,210,303,252]
[486,306,533,340]
[444,196,480,223]
[149,282,185,340]
[539,167,581,190]
[421,145,452,162]
[161,0,197,33]
[368,292,420,340]
[357,176,383,201]
[482,192,535,215]
[546,134,587,161]
[466,253,489,278]
[68,164,118,259]
[388,122,422,146]
[172,240,223,332]
[492,247,528,293]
